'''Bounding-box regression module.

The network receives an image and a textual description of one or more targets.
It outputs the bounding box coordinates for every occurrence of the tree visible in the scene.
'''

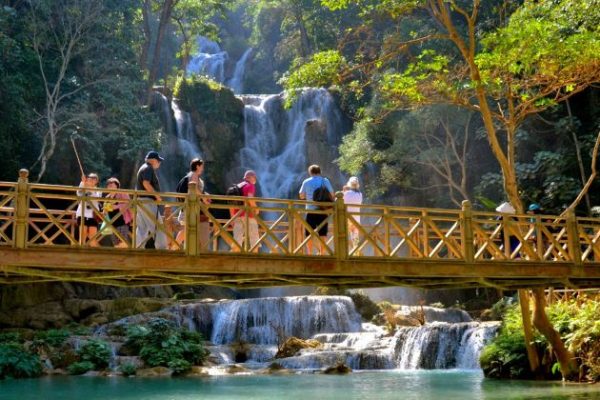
[286,0,600,378]
[27,0,105,181]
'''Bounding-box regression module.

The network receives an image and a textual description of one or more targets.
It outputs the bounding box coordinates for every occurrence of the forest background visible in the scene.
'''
[0,0,598,216]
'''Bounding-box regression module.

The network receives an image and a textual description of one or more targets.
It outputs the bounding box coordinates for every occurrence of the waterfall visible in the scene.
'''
[186,37,228,83]
[393,322,499,370]
[170,296,363,345]
[151,94,202,192]
[97,298,499,372]
[239,88,345,198]
[227,48,253,94]
[186,36,252,95]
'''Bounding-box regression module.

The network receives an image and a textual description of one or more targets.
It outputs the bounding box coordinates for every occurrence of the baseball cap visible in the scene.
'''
[145,150,164,161]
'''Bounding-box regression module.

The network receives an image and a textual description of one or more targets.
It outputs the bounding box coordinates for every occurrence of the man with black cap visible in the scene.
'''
[135,150,167,249]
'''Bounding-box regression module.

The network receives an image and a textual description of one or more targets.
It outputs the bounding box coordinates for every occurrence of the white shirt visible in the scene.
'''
[343,189,363,223]
[76,183,102,219]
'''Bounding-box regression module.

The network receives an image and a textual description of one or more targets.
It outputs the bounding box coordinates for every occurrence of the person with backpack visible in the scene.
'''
[135,150,167,249]
[228,170,259,252]
[299,164,334,255]
[175,158,210,251]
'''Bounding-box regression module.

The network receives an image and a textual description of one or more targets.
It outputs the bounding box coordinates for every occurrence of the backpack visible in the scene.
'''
[175,174,190,201]
[226,182,247,205]
[312,178,333,209]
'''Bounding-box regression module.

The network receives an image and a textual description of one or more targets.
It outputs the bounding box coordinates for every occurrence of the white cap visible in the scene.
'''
[495,202,515,214]
[346,176,360,189]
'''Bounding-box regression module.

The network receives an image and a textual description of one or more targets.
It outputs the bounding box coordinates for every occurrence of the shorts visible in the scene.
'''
[79,217,98,228]
[306,213,328,237]
[111,225,130,246]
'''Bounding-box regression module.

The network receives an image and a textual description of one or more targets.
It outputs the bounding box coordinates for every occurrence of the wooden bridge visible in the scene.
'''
[1,170,599,290]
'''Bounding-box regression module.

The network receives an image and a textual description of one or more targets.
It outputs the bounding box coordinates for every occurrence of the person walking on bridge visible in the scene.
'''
[299,164,334,255]
[135,151,167,249]
[229,170,259,253]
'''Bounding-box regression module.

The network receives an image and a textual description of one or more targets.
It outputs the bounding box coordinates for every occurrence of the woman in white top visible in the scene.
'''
[343,176,363,253]
[76,173,102,246]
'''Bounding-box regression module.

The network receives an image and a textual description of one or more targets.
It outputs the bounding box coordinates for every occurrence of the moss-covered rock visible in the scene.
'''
[275,336,322,359]
[323,363,352,374]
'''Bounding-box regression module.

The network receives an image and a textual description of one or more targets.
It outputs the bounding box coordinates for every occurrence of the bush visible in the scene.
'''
[0,343,42,379]
[34,329,70,348]
[119,363,137,377]
[349,291,380,322]
[67,361,95,375]
[0,332,21,344]
[78,340,111,370]
[125,318,208,375]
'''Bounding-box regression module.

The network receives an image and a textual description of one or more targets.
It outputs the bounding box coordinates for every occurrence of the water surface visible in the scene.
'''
[2,370,600,400]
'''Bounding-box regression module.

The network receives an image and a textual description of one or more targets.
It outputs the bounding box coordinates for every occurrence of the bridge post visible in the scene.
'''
[461,200,474,263]
[566,209,582,266]
[334,192,348,260]
[185,181,199,256]
[14,169,29,249]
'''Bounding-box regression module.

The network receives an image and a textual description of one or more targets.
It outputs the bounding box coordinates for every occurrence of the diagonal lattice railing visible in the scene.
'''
[4,170,599,267]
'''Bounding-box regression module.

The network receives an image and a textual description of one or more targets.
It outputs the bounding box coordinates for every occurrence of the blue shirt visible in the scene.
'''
[299,176,334,210]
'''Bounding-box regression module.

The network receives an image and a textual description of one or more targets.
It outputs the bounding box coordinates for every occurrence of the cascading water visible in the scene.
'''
[186,37,228,82]
[228,48,253,94]
[98,297,499,372]
[151,92,202,191]
[239,88,345,198]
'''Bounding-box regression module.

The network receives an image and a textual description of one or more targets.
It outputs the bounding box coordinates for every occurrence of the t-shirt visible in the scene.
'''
[136,162,160,196]
[299,176,334,211]
[231,180,256,218]
[343,189,363,223]
[76,183,102,219]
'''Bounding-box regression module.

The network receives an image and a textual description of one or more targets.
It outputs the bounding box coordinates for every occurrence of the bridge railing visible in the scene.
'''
[5,170,600,264]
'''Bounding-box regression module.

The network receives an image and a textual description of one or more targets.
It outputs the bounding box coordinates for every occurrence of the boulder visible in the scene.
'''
[136,366,173,377]
[323,363,352,374]
[226,364,249,374]
[275,337,322,359]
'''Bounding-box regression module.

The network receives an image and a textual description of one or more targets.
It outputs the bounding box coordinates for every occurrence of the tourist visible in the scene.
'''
[175,158,211,251]
[299,164,334,255]
[230,170,259,253]
[76,173,102,247]
[135,150,167,249]
[343,176,363,254]
[103,177,131,248]
[495,201,519,257]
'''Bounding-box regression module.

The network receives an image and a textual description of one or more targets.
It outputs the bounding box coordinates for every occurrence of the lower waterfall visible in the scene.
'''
[98,296,499,371]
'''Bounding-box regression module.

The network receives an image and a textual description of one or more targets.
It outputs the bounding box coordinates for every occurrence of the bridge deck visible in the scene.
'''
[0,171,599,289]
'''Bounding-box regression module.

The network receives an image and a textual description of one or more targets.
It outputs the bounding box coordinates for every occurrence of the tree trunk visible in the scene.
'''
[566,99,592,214]
[146,0,175,105]
[140,0,152,72]
[518,290,541,375]
[531,288,577,379]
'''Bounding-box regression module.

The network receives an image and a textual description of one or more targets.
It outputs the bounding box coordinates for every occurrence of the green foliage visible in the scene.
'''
[34,329,70,348]
[0,343,42,379]
[119,362,137,377]
[77,340,111,370]
[125,318,208,374]
[67,361,95,376]
[481,296,600,381]
[0,332,21,345]
[349,291,380,322]
[281,50,347,106]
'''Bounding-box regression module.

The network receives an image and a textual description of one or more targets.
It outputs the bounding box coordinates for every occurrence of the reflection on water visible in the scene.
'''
[1,371,599,400]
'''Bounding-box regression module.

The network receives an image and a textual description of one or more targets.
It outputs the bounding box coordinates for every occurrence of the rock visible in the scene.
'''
[63,299,105,320]
[263,362,292,375]
[323,363,352,374]
[275,337,322,359]
[136,366,173,377]
[226,364,249,374]
[187,366,210,376]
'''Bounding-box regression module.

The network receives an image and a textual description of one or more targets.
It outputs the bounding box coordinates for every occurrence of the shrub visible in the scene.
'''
[0,332,21,344]
[78,340,111,370]
[67,361,95,375]
[0,343,42,379]
[119,363,137,377]
[349,291,380,322]
[34,329,70,348]
[125,318,208,375]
